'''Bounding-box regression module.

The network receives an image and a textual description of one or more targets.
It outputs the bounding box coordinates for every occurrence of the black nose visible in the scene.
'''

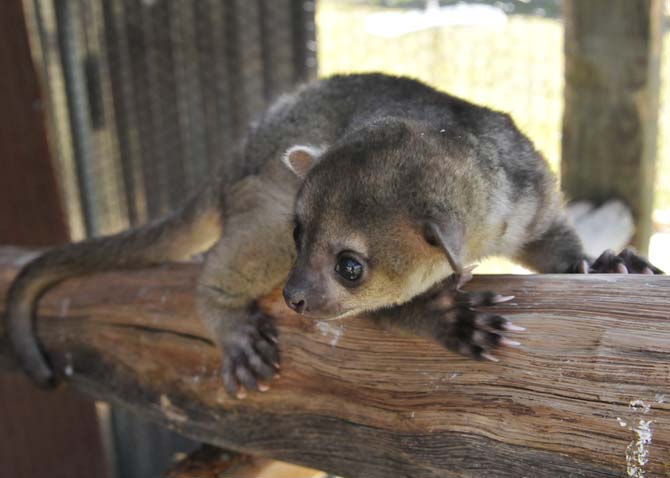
[283,287,306,314]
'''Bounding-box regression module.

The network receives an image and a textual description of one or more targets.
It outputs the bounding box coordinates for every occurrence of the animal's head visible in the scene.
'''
[281,120,466,319]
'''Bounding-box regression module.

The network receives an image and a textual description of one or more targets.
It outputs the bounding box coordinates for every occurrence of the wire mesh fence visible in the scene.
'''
[29,0,317,240]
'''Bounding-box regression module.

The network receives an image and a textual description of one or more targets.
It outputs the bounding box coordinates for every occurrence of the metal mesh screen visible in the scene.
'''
[30,0,317,239]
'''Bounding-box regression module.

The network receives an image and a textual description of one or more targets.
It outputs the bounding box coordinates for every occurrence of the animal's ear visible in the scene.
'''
[422,221,463,273]
[282,144,326,179]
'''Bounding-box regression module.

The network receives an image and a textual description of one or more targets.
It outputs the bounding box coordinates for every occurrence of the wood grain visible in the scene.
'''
[1,247,669,478]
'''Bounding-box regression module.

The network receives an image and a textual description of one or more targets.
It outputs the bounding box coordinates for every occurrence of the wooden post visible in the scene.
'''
[1,248,669,478]
[562,0,664,254]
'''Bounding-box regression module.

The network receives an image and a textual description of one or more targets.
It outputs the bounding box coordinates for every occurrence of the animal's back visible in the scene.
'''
[239,74,547,190]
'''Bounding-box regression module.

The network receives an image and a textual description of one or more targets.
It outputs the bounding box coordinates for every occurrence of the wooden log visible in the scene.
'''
[0,247,669,478]
[561,0,664,254]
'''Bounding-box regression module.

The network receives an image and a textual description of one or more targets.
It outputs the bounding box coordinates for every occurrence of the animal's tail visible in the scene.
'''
[4,180,223,387]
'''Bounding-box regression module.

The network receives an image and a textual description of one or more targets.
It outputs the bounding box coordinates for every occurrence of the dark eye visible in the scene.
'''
[335,255,363,282]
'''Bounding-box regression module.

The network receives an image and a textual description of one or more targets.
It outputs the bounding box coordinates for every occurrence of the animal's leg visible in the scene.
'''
[372,268,521,361]
[197,177,295,398]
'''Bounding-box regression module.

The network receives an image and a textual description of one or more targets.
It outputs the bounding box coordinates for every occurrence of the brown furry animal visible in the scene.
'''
[4,73,661,398]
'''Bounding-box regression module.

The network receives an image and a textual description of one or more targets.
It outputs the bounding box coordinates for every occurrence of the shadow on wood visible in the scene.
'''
[1,247,669,477]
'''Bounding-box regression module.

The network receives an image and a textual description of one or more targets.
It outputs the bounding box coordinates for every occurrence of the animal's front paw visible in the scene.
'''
[426,269,522,361]
[571,248,663,274]
[221,309,280,399]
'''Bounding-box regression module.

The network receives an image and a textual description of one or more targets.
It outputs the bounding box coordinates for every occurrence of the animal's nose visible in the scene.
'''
[290,299,306,314]
[283,286,307,314]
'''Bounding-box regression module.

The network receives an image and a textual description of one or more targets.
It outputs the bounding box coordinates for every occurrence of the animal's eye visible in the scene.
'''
[293,222,301,245]
[335,255,363,282]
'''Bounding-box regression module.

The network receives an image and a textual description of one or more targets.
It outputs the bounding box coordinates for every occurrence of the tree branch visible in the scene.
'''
[0,247,668,477]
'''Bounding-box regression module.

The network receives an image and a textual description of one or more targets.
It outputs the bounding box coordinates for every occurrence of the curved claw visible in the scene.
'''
[500,338,521,347]
[431,286,522,362]
[221,359,240,398]
[481,353,499,362]
[220,310,281,399]
[503,322,526,332]
[586,248,664,275]
[235,360,260,393]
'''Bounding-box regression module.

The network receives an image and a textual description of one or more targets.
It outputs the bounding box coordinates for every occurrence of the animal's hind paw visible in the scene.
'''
[571,248,663,275]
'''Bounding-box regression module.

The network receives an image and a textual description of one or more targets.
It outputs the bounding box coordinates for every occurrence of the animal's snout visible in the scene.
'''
[283,284,307,314]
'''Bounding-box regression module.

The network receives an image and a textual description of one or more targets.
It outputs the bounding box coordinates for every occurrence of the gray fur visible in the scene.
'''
[7,73,634,394]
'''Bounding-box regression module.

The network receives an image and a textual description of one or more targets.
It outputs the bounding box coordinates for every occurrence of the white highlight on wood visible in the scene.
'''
[160,395,188,423]
[623,399,653,478]
[59,298,70,319]
[64,352,74,376]
[316,321,344,347]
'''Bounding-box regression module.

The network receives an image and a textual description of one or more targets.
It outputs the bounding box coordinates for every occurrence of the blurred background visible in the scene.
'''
[0,0,667,477]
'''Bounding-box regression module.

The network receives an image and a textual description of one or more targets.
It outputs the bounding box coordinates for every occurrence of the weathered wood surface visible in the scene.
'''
[562,0,664,253]
[1,247,669,478]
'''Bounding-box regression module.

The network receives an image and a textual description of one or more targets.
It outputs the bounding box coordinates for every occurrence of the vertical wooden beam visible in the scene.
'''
[0,1,107,477]
[561,0,664,254]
